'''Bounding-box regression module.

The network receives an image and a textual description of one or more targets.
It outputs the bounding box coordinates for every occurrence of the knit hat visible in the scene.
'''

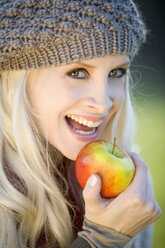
[0,0,147,71]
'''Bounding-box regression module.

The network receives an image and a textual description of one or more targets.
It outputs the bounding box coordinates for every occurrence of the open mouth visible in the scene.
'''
[65,115,103,136]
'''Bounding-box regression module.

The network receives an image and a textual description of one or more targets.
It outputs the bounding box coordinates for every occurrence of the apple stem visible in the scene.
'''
[112,137,117,154]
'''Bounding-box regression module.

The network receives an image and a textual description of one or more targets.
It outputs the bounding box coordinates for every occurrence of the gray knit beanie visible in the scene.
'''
[0,0,147,71]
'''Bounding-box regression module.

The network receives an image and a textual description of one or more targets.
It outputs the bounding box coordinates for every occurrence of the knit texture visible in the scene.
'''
[0,0,147,71]
[78,217,132,248]
[70,237,91,248]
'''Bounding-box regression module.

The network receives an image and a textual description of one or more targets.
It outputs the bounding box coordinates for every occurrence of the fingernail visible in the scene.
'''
[88,175,98,187]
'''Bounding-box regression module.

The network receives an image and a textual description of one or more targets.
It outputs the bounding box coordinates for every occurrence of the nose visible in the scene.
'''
[85,80,113,114]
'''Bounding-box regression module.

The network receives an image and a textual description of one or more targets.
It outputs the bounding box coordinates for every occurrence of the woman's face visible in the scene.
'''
[27,55,130,160]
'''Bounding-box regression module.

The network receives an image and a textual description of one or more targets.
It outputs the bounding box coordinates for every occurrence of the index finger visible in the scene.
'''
[126,152,148,194]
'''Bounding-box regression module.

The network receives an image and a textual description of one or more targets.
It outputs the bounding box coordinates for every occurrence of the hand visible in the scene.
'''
[82,151,161,237]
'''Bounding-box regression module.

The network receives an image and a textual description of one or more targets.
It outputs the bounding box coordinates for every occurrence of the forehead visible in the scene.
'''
[56,54,130,71]
[75,54,130,67]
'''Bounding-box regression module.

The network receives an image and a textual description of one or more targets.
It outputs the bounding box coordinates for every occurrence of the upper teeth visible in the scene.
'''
[66,114,103,128]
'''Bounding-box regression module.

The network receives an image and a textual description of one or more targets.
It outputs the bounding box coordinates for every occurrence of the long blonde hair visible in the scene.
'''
[0,69,136,247]
[102,70,136,149]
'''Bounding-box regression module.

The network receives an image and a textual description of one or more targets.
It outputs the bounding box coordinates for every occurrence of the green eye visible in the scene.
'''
[67,68,88,79]
[110,70,117,76]
[71,70,79,76]
[109,68,126,78]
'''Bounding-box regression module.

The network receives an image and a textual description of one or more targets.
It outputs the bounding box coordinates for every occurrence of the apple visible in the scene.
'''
[75,138,135,197]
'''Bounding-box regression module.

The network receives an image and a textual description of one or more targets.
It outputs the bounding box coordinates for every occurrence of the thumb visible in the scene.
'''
[83,174,102,208]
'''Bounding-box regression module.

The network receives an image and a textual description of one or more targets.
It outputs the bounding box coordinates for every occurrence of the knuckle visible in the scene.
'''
[144,201,162,219]
[144,203,155,215]
[154,203,162,218]
[130,194,144,209]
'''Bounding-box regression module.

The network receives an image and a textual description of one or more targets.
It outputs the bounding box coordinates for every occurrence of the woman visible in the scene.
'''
[0,0,161,247]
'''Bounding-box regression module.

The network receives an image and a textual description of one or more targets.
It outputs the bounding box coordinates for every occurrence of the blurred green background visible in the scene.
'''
[133,96,165,248]
[131,1,164,247]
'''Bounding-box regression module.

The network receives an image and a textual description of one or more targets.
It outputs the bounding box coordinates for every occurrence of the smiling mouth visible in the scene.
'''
[65,115,103,136]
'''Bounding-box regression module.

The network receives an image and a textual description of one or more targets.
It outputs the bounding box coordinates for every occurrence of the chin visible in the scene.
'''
[62,148,81,161]
[58,151,76,161]
[61,143,86,161]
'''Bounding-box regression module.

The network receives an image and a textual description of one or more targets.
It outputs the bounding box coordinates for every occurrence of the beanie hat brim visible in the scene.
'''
[0,0,147,71]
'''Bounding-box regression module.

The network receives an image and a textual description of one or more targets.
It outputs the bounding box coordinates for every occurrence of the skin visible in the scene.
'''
[27,54,129,161]
[83,152,161,237]
[27,54,161,237]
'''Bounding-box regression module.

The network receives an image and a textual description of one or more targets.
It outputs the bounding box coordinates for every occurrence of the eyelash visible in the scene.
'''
[67,67,127,80]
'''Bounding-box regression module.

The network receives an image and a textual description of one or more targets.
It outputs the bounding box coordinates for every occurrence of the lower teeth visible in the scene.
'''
[72,127,96,135]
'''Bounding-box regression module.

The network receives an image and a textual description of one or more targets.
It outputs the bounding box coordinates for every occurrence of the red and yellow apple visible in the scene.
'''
[75,139,135,197]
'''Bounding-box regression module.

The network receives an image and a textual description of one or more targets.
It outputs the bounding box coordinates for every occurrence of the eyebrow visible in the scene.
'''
[75,61,130,69]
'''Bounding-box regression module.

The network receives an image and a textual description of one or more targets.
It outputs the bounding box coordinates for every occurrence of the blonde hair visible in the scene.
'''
[0,68,136,247]
[102,71,137,150]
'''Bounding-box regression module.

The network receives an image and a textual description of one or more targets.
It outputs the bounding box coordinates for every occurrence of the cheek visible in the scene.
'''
[109,82,125,104]
[26,78,82,132]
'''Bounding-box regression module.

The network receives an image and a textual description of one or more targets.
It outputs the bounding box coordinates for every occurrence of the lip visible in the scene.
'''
[65,116,103,142]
